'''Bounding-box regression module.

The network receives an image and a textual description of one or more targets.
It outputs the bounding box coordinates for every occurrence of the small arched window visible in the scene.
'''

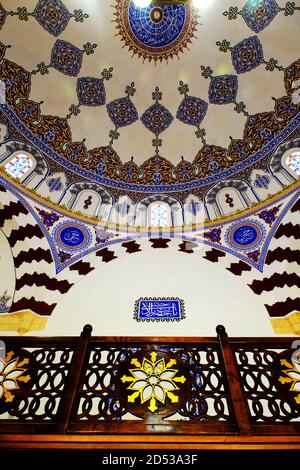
[5,154,33,179]
[150,202,169,227]
[286,151,300,176]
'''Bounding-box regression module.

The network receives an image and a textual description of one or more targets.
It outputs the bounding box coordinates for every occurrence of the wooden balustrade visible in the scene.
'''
[0,325,299,449]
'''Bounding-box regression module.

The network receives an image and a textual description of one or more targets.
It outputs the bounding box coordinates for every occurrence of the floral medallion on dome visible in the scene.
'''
[107,96,138,127]
[231,36,264,74]
[54,221,92,253]
[34,0,70,37]
[51,40,83,76]
[77,77,106,106]
[176,95,208,126]
[225,220,265,251]
[114,0,198,63]
[208,75,238,105]
[241,0,279,33]
[141,101,173,134]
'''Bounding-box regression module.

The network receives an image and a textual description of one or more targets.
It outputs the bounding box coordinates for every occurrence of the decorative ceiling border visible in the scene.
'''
[1,174,299,273]
[1,101,299,193]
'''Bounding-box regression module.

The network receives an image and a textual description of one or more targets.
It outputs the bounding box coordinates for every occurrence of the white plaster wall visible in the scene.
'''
[46,249,274,337]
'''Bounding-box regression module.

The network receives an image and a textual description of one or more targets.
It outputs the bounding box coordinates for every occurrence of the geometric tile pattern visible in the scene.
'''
[176,96,208,126]
[51,40,83,76]
[208,75,238,104]
[231,36,264,74]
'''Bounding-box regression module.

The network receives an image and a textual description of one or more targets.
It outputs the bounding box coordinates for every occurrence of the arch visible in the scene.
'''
[60,183,113,220]
[135,194,183,227]
[0,142,47,187]
[205,179,256,218]
[270,138,300,185]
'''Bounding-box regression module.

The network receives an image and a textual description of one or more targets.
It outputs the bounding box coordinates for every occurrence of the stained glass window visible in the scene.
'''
[286,151,300,176]
[5,154,33,179]
[150,203,169,227]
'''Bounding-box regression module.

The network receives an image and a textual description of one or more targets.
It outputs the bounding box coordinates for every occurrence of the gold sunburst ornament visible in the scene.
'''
[114,0,198,64]
[121,351,186,412]
[0,351,30,402]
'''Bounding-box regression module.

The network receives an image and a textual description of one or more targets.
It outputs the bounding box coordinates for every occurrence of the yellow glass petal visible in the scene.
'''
[18,358,29,367]
[279,376,293,384]
[4,390,14,402]
[280,359,293,368]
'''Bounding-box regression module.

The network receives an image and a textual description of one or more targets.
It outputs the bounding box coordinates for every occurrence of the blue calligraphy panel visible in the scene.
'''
[134,298,185,322]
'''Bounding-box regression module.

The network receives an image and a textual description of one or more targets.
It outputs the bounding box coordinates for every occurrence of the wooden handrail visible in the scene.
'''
[217,325,252,435]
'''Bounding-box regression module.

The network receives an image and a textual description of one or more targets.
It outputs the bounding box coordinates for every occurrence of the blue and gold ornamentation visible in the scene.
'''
[34,0,71,37]
[208,75,238,105]
[224,1,300,33]
[77,77,106,106]
[176,95,208,126]
[225,220,265,251]
[141,89,173,135]
[231,36,264,74]
[47,177,63,192]
[51,40,84,76]
[134,298,185,322]
[107,97,138,128]
[54,221,92,252]
[254,174,271,189]
[114,0,198,63]
[241,0,279,32]
[141,101,173,134]
[0,0,88,36]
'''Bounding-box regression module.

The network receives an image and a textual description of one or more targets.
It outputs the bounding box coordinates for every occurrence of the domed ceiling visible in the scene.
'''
[0,0,299,338]
[0,0,299,201]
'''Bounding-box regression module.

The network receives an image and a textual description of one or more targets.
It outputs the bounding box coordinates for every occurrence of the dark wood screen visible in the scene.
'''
[0,325,299,449]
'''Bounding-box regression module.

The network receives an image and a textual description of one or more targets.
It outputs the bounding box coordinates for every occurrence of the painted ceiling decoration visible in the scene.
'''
[0,0,299,338]
[0,0,89,36]
[113,0,198,63]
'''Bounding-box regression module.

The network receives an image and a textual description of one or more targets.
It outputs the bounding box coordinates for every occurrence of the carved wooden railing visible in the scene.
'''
[0,325,299,449]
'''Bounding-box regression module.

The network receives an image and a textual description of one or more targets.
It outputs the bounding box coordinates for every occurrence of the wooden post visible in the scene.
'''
[216,325,252,435]
[56,324,92,434]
